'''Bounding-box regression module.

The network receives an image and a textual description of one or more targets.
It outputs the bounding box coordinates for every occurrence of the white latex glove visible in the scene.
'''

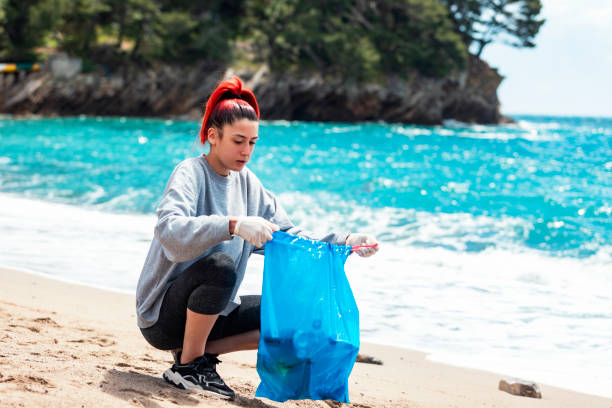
[346,233,379,257]
[234,216,279,248]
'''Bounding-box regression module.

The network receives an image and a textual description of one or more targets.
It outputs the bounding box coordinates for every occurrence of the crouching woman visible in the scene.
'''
[135,76,379,399]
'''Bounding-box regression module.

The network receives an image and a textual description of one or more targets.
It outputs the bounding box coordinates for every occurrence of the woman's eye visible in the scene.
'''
[250,142,256,146]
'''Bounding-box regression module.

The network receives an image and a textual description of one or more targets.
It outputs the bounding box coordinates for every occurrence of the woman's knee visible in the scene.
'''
[189,252,237,289]
[205,252,237,288]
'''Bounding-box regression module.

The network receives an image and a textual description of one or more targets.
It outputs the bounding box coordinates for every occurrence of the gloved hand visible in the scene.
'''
[234,216,279,248]
[346,233,379,257]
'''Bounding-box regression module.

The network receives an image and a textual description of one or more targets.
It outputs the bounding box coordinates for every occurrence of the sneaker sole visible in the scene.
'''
[162,368,234,400]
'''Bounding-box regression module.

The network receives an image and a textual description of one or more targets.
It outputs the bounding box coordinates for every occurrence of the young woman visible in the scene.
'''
[136,76,379,399]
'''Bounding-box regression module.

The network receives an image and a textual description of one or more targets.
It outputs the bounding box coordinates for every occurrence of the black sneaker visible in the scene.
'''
[162,353,235,399]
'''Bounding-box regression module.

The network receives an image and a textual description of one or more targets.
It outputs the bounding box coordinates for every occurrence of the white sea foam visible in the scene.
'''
[1,192,611,398]
[391,125,433,137]
[437,120,563,142]
[0,192,153,292]
[264,120,294,127]
[516,119,562,131]
[276,191,534,253]
[324,125,363,134]
[441,119,469,128]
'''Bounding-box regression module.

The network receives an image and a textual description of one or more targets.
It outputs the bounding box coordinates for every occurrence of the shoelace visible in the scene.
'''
[206,354,222,366]
[193,354,222,379]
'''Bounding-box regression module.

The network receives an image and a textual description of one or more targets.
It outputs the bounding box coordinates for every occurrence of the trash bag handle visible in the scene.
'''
[350,243,378,252]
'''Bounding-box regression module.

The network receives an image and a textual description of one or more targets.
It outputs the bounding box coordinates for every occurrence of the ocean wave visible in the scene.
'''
[0,193,154,292]
[2,116,609,259]
[276,191,611,259]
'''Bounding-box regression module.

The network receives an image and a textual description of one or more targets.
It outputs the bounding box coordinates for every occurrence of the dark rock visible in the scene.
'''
[498,378,542,398]
[0,54,508,125]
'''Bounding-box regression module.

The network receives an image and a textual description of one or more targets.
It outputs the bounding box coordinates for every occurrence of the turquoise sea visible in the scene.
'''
[0,115,610,397]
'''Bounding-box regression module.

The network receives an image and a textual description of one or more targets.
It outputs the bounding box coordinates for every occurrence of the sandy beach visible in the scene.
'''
[0,266,609,408]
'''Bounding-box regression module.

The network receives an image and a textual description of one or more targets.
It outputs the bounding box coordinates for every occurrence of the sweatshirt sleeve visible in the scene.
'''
[154,161,232,263]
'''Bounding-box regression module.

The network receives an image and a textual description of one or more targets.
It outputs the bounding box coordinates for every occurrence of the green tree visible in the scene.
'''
[243,0,466,79]
[0,0,60,60]
[243,0,382,79]
[363,0,467,77]
[0,0,7,58]
[119,0,160,59]
[57,0,109,56]
[102,0,240,62]
[441,0,545,57]
[149,4,239,62]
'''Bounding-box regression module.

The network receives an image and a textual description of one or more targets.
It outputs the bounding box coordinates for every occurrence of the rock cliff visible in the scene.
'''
[0,54,508,124]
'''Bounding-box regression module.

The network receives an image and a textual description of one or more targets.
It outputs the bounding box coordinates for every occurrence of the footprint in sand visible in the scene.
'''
[115,362,157,375]
[90,350,113,358]
[68,335,116,347]
[2,375,55,394]
[93,336,116,347]
[7,323,41,333]
[139,355,157,363]
[32,317,61,327]
[128,398,146,407]
[119,388,150,397]
[25,377,53,390]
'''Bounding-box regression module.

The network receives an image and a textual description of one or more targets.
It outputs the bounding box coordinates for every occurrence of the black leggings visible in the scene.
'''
[140,252,261,350]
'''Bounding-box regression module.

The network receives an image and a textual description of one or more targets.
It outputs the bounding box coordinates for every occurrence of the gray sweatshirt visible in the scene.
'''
[136,155,348,328]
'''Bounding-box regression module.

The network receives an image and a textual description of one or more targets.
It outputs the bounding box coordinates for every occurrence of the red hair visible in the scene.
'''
[199,76,260,145]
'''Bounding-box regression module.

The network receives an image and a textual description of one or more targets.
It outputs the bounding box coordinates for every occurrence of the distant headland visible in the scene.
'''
[0,1,544,125]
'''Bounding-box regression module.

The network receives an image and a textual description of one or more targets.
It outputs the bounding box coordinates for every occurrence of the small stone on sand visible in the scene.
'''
[498,378,542,398]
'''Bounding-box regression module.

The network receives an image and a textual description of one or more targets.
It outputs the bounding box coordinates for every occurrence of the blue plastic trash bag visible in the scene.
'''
[255,231,359,403]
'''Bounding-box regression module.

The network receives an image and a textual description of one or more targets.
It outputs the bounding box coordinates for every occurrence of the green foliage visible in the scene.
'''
[367,0,467,77]
[0,0,542,78]
[243,0,466,79]
[56,0,110,56]
[242,0,378,79]
[440,0,545,56]
[0,0,6,57]
[108,0,239,63]
[148,7,237,62]
[0,0,61,60]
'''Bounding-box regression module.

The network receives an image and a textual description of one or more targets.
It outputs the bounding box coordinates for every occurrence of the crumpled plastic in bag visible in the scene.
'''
[255,231,360,403]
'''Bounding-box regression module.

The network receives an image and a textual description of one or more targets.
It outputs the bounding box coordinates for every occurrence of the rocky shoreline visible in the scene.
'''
[0,54,510,125]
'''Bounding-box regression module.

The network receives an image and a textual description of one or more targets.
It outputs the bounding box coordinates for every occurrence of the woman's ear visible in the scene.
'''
[207,127,217,146]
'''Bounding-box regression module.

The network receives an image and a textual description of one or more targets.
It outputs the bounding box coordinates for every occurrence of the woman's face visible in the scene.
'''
[208,118,259,176]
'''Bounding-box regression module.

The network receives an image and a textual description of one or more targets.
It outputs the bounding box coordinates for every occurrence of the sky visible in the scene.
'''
[481,0,612,117]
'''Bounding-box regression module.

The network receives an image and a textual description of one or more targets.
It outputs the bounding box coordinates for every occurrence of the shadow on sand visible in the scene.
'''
[101,368,283,408]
